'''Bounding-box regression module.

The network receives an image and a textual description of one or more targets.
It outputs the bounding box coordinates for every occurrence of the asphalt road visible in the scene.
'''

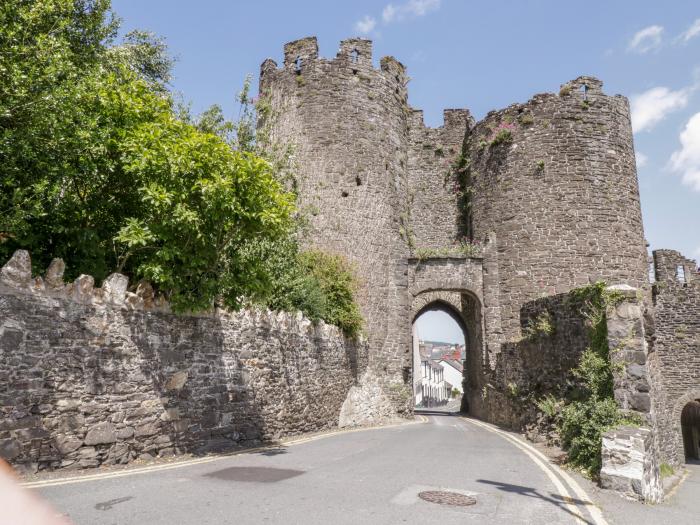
[34,413,605,525]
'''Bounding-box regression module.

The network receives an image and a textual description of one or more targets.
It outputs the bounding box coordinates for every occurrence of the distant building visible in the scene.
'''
[439,359,464,396]
[416,358,450,407]
[413,333,462,406]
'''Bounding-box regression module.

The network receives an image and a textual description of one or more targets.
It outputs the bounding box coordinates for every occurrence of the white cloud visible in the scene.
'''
[630,86,689,133]
[679,18,700,43]
[635,151,648,168]
[627,25,664,53]
[669,112,700,191]
[354,15,377,34]
[382,4,397,23]
[382,0,440,24]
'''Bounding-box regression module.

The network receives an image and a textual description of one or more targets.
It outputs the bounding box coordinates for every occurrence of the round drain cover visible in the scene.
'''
[418,490,477,507]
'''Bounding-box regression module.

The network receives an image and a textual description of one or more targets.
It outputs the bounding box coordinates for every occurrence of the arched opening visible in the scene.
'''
[681,400,700,462]
[412,302,467,411]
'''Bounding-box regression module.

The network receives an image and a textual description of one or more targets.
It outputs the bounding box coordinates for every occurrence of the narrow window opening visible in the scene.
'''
[294,56,302,75]
[355,175,362,186]
[350,49,359,63]
[677,265,686,283]
[648,262,656,284]
[580,84,588,101]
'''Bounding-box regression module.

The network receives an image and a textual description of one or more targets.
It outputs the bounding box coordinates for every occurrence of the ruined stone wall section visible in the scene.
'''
[468,76,648,340]
[647,250,700,465]
[406,109,472,250]
[653,249,699,285]
[0,251,368,472]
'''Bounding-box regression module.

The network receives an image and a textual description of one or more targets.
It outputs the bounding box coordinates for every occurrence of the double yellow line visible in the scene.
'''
[460,416,608,525]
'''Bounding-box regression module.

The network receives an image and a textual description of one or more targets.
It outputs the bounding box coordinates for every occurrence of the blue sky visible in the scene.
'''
[414,310,465,344]
[112,1,699,341]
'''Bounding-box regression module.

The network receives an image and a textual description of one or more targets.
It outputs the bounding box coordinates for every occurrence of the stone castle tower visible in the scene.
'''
[259,37,649,425]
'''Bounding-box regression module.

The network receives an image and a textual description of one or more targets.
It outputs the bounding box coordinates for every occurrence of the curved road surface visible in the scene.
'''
[33,413,604,524]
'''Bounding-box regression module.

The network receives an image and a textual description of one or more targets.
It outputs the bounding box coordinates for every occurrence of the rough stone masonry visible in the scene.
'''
[0,250,368,473]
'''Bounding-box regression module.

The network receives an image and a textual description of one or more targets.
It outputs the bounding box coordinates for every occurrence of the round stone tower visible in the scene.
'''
[259,37,414,418]
[467,76,648,339]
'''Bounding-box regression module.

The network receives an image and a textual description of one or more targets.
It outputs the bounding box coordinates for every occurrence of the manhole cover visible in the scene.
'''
[418,490,476,507]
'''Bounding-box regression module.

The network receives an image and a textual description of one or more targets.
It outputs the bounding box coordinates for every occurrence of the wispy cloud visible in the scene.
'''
[382,0,441,24]
[630,86,690,133]
[679,18,700,43]
[635,151,648,168]
[669,111,700,191]
[354,15,377,35]
[627,25,664,54]
[355,1,440,37]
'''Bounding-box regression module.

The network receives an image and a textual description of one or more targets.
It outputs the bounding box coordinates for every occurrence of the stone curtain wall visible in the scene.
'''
[406,109,472,250]
[0,252,367,472]
[599,285,662,503]
[648,250,700,465]
[468,76,649,341]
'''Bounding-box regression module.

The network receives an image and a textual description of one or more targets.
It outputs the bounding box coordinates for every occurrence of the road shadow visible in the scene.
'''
[204,466,304,483]
[476,479,593,524]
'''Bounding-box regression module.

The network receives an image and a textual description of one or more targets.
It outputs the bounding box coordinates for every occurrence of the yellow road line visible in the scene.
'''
[22,416,427,489]
[461,417,608,525]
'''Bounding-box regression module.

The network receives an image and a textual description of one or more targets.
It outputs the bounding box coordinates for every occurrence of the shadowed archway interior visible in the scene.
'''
[681,400,700,461]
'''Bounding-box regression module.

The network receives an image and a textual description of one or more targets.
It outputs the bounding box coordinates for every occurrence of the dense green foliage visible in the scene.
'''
[0,0,363,334]
[537,282,641,478]
[232,238,363,337]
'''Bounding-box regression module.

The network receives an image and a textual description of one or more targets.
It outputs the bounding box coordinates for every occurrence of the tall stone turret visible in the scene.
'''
[260,37,415,418]
[467,76,648,339]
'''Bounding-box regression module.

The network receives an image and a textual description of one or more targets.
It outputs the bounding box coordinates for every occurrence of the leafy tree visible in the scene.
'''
[1,0,116,268]
[0,0,363,335]
[115,117,293,311]
[230,237,363,337]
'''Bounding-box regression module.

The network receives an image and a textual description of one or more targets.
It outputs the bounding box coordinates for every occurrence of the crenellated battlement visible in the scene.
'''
[261,37,409,94]
[283,36,318,70]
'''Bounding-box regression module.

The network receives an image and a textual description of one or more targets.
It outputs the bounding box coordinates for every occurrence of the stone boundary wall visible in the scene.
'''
[0,251,368,473]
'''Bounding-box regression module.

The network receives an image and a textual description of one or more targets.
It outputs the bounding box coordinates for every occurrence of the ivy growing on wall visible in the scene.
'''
[536,282,643,478]
[445,145,474,241]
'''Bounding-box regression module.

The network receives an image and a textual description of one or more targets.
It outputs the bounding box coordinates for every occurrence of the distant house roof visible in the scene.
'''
[422,358,443,371]
[439,359,463,372]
